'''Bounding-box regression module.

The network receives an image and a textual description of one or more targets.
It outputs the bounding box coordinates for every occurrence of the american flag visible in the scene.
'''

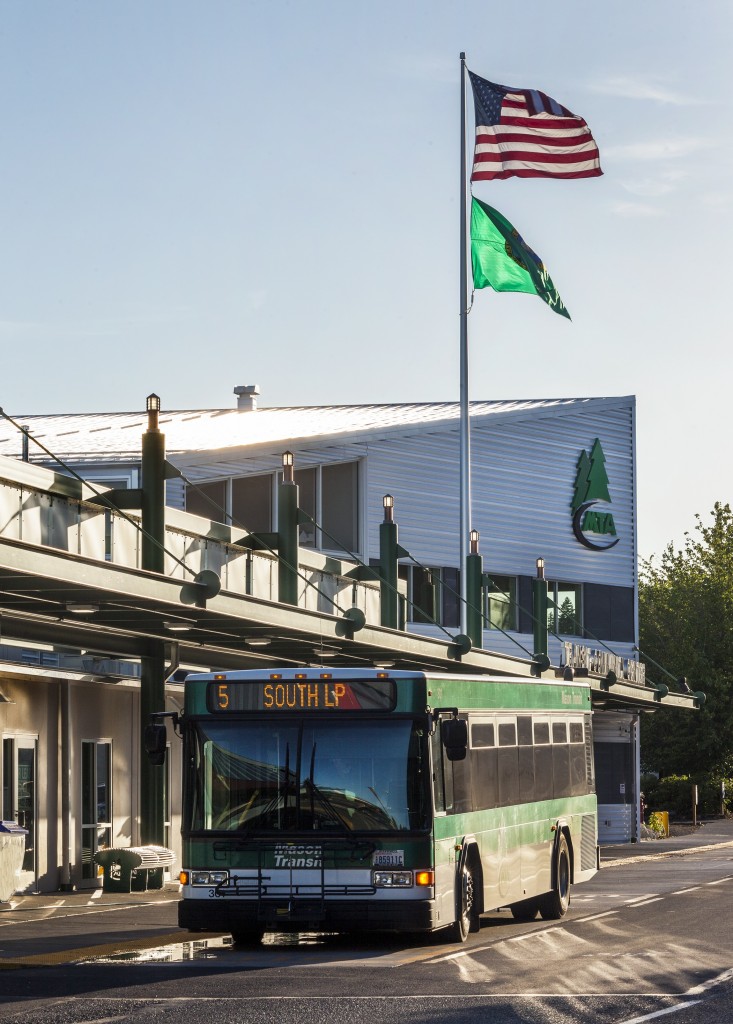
[469,71,602,181]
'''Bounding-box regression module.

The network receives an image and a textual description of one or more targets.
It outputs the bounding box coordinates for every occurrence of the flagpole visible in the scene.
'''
[459,51,471,635]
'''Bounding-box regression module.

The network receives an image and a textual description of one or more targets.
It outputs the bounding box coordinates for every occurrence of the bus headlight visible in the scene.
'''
[190,870,229,886]
[373,870,413,888]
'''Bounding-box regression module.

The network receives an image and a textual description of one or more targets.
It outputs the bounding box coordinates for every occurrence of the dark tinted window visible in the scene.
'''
[498,723,516,746]
[534,722,550,744]
[552,722,568,743]
[472,723,495,747]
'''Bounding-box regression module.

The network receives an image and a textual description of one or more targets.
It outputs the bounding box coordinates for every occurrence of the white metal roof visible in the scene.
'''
[0,397,613,462]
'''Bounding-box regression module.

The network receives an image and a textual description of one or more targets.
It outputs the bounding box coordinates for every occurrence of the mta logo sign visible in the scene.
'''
[571,439,619,551]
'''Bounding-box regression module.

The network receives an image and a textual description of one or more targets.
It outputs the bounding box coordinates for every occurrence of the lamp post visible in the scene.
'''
[532,556,549,666]
[278,451,299,605]
[140,393,166,846]
[465,529,483,650]
[380,495,399,629]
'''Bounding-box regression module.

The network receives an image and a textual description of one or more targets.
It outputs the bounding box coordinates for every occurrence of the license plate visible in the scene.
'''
[372,850,404,867]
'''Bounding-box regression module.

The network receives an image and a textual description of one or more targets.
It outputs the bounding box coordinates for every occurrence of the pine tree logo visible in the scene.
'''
[571,439,619,550]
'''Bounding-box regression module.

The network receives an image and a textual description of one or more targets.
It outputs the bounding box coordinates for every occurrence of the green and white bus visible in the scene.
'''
[167,667,598,944]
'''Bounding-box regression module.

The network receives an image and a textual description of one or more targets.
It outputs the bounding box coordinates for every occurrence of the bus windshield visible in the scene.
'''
[187,717,428,834]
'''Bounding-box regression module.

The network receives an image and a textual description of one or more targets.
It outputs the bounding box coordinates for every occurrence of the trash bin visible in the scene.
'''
[0,821,28,902]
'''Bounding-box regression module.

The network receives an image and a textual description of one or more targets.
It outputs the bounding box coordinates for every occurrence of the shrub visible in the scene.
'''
[646,772,732,818]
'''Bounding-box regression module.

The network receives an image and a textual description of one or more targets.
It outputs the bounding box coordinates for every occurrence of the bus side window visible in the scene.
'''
[451,717,472,814]
[431,728,453,813]
[533,720,553,802]
[517,716,534,803]
[569,720,586,796]
[552,721,571,799]
[471,720,497,810]
[497,721,519,806]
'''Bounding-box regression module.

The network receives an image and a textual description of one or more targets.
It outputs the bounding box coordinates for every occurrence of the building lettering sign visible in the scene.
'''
[571,438,619,550]
[562,641,646,685]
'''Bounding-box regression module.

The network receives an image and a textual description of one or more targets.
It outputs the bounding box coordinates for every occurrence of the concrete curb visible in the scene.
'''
[601,838,733,868]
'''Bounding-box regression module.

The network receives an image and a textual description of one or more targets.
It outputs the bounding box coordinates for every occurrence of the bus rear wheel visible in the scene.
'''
[510,898,540,921]
[538,835,571,920]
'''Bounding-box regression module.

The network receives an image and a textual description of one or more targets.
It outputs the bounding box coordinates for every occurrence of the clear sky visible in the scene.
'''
[0,1,730,560]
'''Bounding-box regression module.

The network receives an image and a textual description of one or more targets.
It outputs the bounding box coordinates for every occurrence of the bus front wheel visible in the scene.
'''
[446,860,477,942]
[538,835,571,920]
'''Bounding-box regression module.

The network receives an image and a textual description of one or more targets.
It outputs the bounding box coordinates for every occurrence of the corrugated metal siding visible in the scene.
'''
[364,398,635,587]
[598,804,634,843]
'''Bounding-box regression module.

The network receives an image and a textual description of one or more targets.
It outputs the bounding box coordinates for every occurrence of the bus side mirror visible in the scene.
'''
[144,723,167,766]
[441,718,468,762]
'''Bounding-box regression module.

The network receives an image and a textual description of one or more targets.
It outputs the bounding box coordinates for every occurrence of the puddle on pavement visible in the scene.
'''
[89,931,331,963]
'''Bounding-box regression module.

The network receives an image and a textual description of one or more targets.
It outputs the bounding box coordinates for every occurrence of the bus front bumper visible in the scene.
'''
[179,896,440,935]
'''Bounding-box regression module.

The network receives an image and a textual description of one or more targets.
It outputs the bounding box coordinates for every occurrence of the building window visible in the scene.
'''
[485,575,517,632]
[185,480,228,523]
[81,741,112,881]
[185,461,360,555]
[400,565,440,625]
[321,462,358,553]
[231,475,272,535]
[547,582,583,636]
[163,743,171,851]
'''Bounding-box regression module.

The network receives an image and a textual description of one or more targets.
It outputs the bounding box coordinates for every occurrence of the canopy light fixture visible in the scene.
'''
[246,637,272,648]
[373,660,394,669]
[66,602,99,615]
[164,619,195,633]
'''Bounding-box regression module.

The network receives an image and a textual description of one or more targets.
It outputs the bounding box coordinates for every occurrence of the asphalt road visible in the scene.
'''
[2,843,733,1024]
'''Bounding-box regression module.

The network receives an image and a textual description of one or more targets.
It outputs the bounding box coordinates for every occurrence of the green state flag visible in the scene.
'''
[470,197,570,319]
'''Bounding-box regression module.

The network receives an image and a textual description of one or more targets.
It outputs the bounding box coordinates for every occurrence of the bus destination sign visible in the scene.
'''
[208,678,396,714]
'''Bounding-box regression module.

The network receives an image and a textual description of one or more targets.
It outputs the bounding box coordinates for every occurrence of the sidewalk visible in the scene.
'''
[1,820,732,967]
[600,815,733,866]
[0,884,186,968]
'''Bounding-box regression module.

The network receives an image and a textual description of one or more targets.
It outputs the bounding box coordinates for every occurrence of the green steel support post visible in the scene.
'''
[140,394,166,846]
[278,473,299,606]
[379,495,399,629]
[532,557,549,663]
[465,550,484,650]
[140,647,165,846]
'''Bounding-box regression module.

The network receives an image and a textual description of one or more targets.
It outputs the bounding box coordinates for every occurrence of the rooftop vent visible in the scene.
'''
[234,384,260,412]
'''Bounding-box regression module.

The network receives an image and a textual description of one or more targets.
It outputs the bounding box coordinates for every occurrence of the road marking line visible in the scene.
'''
[615,1003,701,1023]
[576,911,619,921]
[630,898,664,907]
[705,876,733,885]
[685,965,733,995]
[672,887,700,894]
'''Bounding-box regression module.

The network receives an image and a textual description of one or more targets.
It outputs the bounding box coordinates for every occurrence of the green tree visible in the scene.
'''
[571,449,591,512]
[639,503,733,777]
[586,438,611,504]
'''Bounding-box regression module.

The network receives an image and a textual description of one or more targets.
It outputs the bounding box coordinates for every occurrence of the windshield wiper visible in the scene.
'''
[305,743,352,833]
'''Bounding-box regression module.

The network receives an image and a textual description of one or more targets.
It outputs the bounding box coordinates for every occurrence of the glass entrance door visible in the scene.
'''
[2,737,37,893]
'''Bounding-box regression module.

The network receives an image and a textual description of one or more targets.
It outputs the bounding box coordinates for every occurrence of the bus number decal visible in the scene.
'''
[217,684,229,709]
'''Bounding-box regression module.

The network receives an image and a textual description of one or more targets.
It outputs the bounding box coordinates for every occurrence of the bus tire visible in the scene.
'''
[510,898,540,921]
[231,925,265,946]
[538,834,571,920]
[445,859,477,942]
